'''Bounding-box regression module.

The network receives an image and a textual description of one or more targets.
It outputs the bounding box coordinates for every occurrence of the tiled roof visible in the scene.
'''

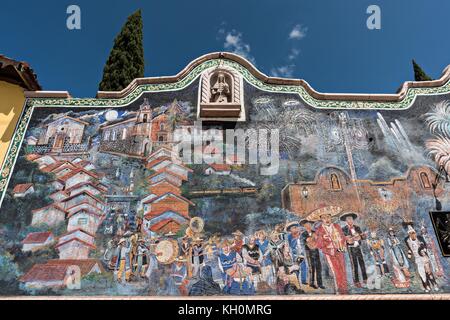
[22,231,53,244]
[19,264,67,283]
[55,237,96,250]
[208,163,231,171]
[58,168,99,183]
[46,259,104,274]
[12,183,33,194]
[149,218,181,232]
[60,190,105,205]
[32,203,67,214]
[147,192,194,206]
[0,54,41,90]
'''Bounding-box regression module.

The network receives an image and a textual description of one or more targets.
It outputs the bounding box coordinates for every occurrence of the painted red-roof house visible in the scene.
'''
[67,208,104,235]
[32,155,58,169]
[147,168,186,186]
[59,190,105,212]
[204,163,231,175]
[148,218,182,234]
[12,183,34,198]
[146,146,177,164]
[66,202,104,217]
[56,229,96,260]
[64,181,107,197]
[46,259,104,274]
[144,210,188,233]
[21,231,54,252]
[75,160,95,171]
[58,168,100,189]
[58,228,96,245]
[148,179,181,197]
[20,259,102,289]
[31,204,67,227]
[49,190,69,202]
[147,160,192,180]
[20,264,76,289]
[144,192,194,219]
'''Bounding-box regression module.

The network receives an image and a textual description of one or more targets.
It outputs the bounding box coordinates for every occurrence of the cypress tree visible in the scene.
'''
[412,59,432,81]
[99,10,145,91]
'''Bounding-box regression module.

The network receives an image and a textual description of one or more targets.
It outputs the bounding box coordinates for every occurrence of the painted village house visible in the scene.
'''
[30,116,90,155]
[20,259,103,290]
[12,183,34,198]
[21,231,54,252]
[31,204,67,227]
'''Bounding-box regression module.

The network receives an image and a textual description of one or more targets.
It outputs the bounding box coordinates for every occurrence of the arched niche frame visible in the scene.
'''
[197,65,245,122]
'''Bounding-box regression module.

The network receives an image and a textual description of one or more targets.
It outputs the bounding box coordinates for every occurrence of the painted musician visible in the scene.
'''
[300,219,324,289]
[340,212,368,288]
[315,212,348,294]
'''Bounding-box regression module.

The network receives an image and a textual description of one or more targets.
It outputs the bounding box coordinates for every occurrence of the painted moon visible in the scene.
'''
[105,110,118,121]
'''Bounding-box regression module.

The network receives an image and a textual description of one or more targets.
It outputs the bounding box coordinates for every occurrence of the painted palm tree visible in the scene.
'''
[425,100,450,137]
[425,135,450,174]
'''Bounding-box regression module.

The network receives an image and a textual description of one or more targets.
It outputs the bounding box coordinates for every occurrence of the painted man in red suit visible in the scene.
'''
[315,212,348,294]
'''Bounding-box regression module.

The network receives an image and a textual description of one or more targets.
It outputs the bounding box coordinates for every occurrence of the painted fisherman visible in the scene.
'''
[286,221,308,286]
[405,225,439,292]
[300,219,324,289]
[367,230,390,276]
[387,227,410,288]
[315,211,348,294]
[340,212,368,288]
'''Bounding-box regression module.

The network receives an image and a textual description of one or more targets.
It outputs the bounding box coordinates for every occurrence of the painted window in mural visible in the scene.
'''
[0,58,449,297]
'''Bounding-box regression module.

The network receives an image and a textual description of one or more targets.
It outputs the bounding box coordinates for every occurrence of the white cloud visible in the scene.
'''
[220,29,256,64]
[288,48,300,61]
[270,64,295,78]
[289,24,307,40]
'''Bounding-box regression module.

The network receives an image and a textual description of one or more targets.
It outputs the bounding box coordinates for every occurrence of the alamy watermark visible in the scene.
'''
[173,121,280,175]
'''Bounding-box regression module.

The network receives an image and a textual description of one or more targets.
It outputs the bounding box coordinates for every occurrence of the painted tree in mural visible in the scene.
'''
[98,10,145,91]
[412,59,433,81]
[425,101,450,174]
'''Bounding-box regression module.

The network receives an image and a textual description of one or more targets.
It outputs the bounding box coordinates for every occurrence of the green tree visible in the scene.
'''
[99,10,145,91]
[412,59,432,81]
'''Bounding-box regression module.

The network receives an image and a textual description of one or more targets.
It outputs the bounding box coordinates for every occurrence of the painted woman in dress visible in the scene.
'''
[386,228,410,288]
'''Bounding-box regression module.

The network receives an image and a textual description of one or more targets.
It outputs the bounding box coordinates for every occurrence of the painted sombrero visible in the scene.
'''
[306,206,343,222]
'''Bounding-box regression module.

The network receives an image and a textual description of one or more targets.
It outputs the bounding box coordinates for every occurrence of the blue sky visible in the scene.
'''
[1,0,449,97]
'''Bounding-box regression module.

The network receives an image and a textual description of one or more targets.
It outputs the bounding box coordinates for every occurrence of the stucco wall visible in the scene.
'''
[0,81,25,167]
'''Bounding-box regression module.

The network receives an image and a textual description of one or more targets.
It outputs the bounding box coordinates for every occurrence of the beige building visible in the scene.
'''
[0,55,41,167]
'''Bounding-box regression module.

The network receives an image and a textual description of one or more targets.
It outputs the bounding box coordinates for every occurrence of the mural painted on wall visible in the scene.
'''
[0,56,449,297]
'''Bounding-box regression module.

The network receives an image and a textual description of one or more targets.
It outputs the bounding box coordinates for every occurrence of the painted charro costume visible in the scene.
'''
[340,212,368,287]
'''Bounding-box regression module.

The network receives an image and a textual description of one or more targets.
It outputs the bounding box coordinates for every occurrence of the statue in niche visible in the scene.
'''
[331,173,341,190]
[210,72,231,103]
